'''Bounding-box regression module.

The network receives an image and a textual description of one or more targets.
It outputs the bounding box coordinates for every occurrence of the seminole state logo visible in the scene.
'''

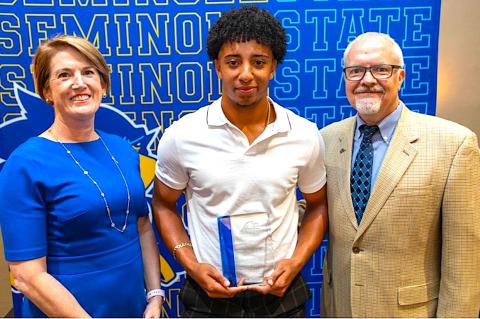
[1,83,186,315]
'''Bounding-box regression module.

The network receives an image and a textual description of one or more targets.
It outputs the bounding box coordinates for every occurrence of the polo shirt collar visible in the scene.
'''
[206,98,228,126]
[207,97,292,133]
[269,98,292,133]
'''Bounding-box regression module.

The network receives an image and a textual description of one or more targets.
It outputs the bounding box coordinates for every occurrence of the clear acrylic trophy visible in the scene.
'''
[217,212,274,286]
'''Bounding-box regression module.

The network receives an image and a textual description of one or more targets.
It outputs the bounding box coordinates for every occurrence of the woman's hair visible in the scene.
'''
[33,34,110,101]
[206,6,287,63]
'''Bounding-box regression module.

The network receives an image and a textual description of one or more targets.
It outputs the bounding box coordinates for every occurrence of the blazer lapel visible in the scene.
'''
[332,117,359,229]
[355,105,419,239]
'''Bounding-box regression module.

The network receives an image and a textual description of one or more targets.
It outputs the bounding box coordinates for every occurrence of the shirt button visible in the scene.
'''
[352,247,361,254]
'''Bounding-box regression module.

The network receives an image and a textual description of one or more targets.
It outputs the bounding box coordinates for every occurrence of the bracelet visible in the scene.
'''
[172,241,193,260]
[146,288,165,301]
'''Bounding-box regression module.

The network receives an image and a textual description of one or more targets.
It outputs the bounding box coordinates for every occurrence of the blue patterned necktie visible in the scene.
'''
[351,124,379,224]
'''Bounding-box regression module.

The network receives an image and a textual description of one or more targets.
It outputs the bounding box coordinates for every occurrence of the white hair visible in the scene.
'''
[343,32,404,67]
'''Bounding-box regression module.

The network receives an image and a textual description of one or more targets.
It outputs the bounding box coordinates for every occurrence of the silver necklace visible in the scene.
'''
[49,129,131,233]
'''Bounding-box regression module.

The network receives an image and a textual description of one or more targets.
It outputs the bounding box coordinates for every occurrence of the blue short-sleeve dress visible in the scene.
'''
[0,131,149,317]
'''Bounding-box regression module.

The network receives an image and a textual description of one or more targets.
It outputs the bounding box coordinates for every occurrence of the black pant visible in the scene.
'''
[180,275,310,317]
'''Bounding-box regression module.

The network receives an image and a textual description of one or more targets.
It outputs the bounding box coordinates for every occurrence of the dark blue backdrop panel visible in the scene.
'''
[0,0,441,317]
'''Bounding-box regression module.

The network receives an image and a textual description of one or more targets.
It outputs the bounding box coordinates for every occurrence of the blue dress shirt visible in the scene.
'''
[351,104,403,190]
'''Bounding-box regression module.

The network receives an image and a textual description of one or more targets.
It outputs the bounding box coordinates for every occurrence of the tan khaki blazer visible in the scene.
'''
[320,104,480,317]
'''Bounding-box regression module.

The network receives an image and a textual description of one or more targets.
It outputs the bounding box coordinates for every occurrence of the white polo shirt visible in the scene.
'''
[155,97,326,276]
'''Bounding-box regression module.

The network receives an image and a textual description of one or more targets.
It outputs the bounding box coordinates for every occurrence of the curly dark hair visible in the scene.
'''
[206,6,287,63]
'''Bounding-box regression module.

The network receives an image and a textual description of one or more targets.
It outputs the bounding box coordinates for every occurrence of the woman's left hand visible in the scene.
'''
[143,296,163,318]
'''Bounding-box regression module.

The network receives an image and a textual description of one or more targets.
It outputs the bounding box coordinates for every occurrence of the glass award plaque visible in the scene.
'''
[217,212,274,286]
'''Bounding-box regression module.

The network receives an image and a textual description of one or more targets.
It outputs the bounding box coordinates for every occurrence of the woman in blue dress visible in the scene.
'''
[0,35,163,317]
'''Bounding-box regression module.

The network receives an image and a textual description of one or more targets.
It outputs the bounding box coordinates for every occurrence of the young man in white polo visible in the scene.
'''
[152,6,328,317]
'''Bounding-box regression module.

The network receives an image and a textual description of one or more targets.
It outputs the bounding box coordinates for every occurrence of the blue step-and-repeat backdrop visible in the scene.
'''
[0,0,441,317]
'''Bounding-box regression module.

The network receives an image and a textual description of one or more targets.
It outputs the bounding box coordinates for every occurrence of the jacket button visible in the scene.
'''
[352,247,361,254]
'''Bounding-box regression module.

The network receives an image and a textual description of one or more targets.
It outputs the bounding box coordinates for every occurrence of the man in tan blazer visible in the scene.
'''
[320,32,480,317]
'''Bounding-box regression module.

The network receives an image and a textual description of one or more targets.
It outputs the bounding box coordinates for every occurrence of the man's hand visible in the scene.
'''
[153,179,247,298]
[188,262,247,298]
[247,258,302,297]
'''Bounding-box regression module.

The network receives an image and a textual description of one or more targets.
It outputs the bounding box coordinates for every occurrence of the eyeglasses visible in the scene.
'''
[343,64,403,81]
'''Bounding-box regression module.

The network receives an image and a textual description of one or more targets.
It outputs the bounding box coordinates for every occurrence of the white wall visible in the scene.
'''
[436,0,480,141]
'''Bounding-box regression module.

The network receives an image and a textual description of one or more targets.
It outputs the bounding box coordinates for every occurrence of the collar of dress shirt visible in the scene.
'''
[353,103,403,145]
